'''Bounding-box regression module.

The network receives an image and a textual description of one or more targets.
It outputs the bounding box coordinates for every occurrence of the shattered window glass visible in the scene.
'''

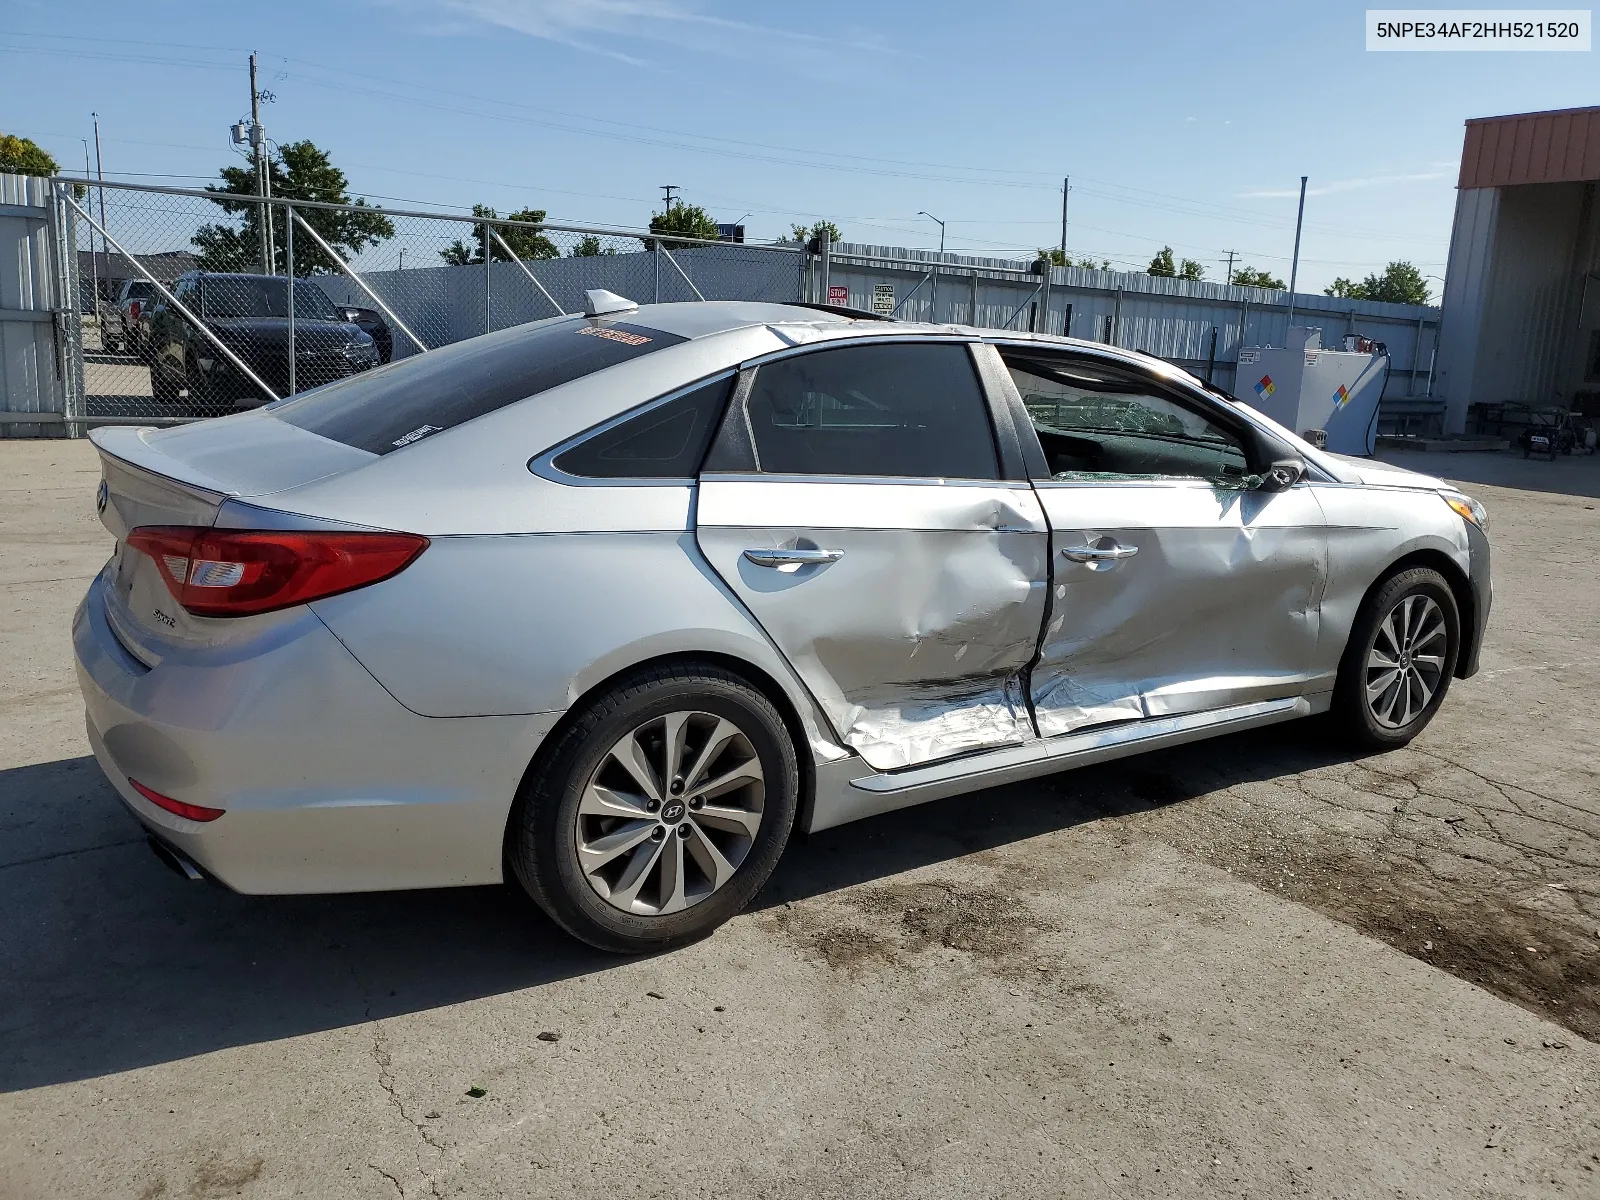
[1004,354,1249,486]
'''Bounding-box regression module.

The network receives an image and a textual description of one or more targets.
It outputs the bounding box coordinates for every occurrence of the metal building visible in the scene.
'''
[1435,105,1600,433]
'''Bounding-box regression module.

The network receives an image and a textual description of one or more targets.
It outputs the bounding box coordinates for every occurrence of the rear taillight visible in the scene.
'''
[128,300,141,320]
[130,778,225,822]
[126,526,429,617]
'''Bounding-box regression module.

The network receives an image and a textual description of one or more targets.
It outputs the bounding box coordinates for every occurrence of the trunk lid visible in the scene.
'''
[90,419,376,663]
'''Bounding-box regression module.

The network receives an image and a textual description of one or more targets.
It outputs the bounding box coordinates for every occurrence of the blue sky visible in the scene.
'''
[2,1,1595,295]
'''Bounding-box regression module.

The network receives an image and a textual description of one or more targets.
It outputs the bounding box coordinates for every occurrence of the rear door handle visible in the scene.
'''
[743,547,845,567]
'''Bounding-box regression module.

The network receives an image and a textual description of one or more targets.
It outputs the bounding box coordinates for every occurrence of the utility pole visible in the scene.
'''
[1060,176,1069,260]
[250,53,274,274]
[661,185,679,212]
[1224,249,1236,286]
[1285,175,1307,332]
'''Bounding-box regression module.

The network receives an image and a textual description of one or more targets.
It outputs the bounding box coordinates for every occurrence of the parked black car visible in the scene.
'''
[148,272,382,408]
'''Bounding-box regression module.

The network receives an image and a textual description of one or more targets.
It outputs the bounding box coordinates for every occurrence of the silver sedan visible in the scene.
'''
[74,293,1491,952]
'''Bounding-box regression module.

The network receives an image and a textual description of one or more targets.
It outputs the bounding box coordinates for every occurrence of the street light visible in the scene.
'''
[917,211,946,255]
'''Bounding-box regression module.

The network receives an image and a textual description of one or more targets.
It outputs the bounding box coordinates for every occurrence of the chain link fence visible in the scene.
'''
[57,179,804,426]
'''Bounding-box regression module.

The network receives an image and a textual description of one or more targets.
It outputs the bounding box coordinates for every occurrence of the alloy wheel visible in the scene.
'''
[574,710,765,916]
[1365,594,1447,729]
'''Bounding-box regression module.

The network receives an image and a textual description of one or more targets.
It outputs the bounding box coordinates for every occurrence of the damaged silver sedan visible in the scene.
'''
[74,294,1491,951]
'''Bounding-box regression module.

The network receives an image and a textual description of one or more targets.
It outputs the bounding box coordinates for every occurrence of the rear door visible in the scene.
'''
[695,340,1049,771]
[997,347,1327,735]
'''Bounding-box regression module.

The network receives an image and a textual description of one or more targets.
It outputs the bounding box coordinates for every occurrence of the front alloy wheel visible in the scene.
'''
[1334,566,1460,748]
[1364,594,1448,729]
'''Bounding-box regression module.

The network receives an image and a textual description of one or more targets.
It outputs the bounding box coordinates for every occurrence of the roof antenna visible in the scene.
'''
[584,289,638,317]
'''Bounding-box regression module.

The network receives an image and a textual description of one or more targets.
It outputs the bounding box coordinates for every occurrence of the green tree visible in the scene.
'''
[1147,246,1176,277]
[570,235,615,257]
[1037,249,1114,270]
[648,201,718,246]
[1178,257,1205,281]
[0,132,58,176]
[441,204,558,265]
[790,219,843,246]
[1231,266,1286,290]
[192,141,394,275]
[1324,261,1430,305]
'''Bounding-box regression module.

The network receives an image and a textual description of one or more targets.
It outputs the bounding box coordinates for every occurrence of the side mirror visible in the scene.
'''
[1256,458,1306,492]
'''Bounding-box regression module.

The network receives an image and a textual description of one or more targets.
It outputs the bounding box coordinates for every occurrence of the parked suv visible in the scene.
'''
[148,272,381,408]
[102,278,158,358]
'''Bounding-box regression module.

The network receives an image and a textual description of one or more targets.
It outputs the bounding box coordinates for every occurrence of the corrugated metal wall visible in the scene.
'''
[0,173,66,437]
[1469,183,1588,409]
[826,245,1440,404]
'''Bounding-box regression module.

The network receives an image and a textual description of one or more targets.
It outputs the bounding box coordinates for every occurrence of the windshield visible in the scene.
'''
[125,281,156,300]
[199,277,342,322]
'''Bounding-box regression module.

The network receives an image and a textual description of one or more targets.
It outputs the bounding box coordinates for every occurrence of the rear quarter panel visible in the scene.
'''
[309,503,838,752]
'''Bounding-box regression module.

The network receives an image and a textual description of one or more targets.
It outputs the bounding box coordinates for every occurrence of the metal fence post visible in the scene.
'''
[820,231,831,306]
[285,202,296,397]
[970,270,980,325]
[1111,289,1122,346]
[52,182,86,433]
[654,242,661,303]
[484,219,492,335]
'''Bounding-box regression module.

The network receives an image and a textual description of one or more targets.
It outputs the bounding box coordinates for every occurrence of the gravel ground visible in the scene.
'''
[1,439,1596,1199]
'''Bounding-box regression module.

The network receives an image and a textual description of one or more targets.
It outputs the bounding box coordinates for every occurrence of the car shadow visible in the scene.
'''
[0,721,1363,1093]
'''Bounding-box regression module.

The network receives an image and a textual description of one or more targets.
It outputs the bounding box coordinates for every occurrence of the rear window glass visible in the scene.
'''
[552,376,732,479]
[269,318,686,454]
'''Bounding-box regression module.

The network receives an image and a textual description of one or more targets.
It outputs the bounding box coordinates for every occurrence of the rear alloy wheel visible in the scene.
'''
[1333,567,1460,749]
[509,664,798,953]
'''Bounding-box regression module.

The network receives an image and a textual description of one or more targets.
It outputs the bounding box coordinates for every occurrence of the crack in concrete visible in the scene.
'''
[350,960,446,1199]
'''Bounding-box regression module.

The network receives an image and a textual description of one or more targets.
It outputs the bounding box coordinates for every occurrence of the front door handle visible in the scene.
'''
[1060,540,1139,566]
[1060,544,1138,562]
[743,547,845,568]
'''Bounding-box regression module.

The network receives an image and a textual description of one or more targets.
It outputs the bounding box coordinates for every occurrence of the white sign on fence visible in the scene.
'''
[872,283,895,314]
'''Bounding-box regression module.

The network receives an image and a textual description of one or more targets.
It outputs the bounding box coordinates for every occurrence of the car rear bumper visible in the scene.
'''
[73,571,559,893]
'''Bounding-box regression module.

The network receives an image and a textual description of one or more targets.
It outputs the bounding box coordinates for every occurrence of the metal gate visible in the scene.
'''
[51,178,805,431]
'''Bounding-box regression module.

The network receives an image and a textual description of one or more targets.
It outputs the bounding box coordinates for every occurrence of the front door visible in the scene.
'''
[998,347,1327,736]
[695,341,1049,770]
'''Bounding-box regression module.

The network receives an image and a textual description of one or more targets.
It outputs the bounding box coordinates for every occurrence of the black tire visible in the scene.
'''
[508,663,799,953]
[1332,567,1460,749]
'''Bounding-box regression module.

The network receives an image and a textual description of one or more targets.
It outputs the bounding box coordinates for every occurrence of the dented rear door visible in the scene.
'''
[695,341,1048,771]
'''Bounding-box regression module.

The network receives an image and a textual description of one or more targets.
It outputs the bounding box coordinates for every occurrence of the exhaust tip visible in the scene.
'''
[145,835,205,882]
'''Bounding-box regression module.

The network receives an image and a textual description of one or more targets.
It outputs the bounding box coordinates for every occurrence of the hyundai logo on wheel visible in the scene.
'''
[661,800,686,824]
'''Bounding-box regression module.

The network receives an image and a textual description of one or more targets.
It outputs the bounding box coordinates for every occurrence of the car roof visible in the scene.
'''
[626,300,1193,381]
